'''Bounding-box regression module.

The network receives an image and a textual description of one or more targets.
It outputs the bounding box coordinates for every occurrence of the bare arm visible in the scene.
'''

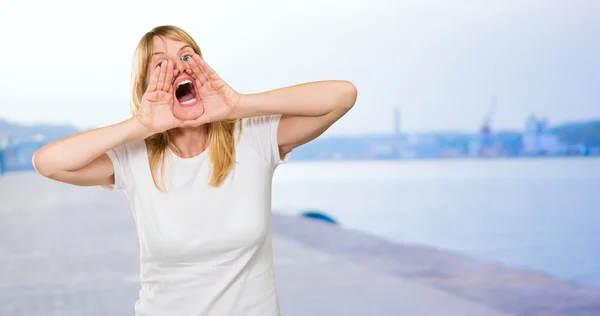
[33,60,185,186]
[33,118,153,186]
[232,80,357,157]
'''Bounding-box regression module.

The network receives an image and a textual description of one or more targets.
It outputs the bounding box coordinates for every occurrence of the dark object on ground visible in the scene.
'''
[301,210,338,225]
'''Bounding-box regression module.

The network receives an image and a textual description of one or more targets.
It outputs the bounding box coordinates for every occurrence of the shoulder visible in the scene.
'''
[236,115,289,167]
[239,115,282,132]
[237,115,282,144]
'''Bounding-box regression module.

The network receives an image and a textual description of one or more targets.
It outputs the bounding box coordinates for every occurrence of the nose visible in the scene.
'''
[173,58,188,77]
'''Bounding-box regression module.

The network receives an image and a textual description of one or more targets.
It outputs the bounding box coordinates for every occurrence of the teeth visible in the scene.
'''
[177,80,192,87]
[181,98,197,105]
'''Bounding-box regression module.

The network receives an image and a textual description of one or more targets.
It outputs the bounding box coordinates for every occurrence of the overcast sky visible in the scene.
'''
[0,0,598,135]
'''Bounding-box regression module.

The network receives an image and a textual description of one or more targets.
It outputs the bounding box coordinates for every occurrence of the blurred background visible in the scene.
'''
[1,0,599,315]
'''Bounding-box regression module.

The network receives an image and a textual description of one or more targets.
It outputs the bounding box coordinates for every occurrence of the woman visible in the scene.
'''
[33,25,357,316]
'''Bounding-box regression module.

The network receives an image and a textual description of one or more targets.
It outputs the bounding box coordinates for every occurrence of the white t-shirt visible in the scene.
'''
[106,115,289,316]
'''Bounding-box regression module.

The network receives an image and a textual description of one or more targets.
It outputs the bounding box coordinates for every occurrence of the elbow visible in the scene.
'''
[338,80,357,112]
[32,149,56,178]
[32,149,46,176]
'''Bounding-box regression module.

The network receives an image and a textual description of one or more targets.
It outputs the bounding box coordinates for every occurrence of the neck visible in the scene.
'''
[167,125,208,158]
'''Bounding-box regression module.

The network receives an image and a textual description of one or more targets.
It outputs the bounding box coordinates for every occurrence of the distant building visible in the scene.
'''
[522,114,562,155]
[0,136,7,174]
[392,107,406,159]
[371,143,396,159]
[3,135,45,172]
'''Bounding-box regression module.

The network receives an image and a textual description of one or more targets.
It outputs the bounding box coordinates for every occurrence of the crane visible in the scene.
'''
[480,96,497,146]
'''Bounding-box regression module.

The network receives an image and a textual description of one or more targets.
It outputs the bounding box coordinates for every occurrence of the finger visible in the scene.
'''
[181,120,196,128]
[192,55,210,82]
[194,78,203,95]
[156,61,167,92]
[146,64,161,92]
[182,115,208,128]
[198,58,219,80]
[187,54,208,85]
[181,119,200,128]
[195,115,211,126]
[162,60,174,92]
[173,119,186,128]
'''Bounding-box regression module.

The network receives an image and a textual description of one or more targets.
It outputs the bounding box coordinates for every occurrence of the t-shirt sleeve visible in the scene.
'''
[241,114,291,168]
[104,143,134,191]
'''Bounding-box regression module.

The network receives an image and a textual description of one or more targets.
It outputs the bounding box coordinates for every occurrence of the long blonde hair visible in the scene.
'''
[130,25,237,191]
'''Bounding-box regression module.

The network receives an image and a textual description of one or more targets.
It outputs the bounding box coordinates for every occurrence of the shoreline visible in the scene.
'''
[290,211,599,287]
[272,212,600,316]
[2,155,600,175]
[285,155,600,164]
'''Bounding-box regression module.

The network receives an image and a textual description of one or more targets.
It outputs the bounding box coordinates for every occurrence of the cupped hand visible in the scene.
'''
[182,55,241,127]
[136,60,187,134]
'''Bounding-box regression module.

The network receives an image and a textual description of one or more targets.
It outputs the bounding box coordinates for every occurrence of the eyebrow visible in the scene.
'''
[152,45,193,56]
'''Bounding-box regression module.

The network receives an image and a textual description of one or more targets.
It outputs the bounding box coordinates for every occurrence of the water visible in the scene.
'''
[272,158,600,286]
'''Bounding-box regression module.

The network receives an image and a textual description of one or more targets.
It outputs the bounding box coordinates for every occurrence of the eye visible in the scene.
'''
[181,54,192,62]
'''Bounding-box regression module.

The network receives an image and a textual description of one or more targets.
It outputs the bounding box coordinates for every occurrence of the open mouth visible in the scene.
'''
[175,80,197,106]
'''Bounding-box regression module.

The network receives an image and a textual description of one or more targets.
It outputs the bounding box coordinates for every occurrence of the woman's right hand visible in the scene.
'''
[136,60,184,134]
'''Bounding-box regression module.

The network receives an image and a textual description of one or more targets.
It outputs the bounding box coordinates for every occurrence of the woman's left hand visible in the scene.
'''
[184,54,241,126]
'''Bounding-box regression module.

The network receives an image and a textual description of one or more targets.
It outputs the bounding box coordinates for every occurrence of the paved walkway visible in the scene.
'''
[0,172,593,315]
[273,237,512,316]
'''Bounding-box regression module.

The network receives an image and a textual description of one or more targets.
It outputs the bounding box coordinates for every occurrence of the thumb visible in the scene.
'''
[194,114,213,127]
[179,119,195,127]
[173,119,187,128]
[181,118,201,128]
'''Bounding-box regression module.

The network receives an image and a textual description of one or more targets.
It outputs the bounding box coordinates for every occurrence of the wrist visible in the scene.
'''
[126,117,155,140]
[231,93,263,119]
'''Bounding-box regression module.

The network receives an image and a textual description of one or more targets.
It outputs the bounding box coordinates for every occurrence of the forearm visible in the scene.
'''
[33,118,152,175]
[233,80,357,119]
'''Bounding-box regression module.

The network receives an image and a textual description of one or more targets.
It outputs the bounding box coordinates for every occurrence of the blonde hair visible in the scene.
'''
[130,25,237,191]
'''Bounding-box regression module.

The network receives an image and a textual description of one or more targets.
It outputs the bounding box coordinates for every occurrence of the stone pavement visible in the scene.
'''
[272,214,600,316]
[0,172,598,315]
[273,237,512,316]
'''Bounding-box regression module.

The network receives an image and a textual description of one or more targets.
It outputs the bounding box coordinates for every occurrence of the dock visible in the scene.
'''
[1,172,599,315]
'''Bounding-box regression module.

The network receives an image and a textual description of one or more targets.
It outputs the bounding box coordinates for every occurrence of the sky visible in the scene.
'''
[0,0,598,135]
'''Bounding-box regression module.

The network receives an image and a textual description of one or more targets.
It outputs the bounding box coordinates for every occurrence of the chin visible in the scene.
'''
[173,103,204,121]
